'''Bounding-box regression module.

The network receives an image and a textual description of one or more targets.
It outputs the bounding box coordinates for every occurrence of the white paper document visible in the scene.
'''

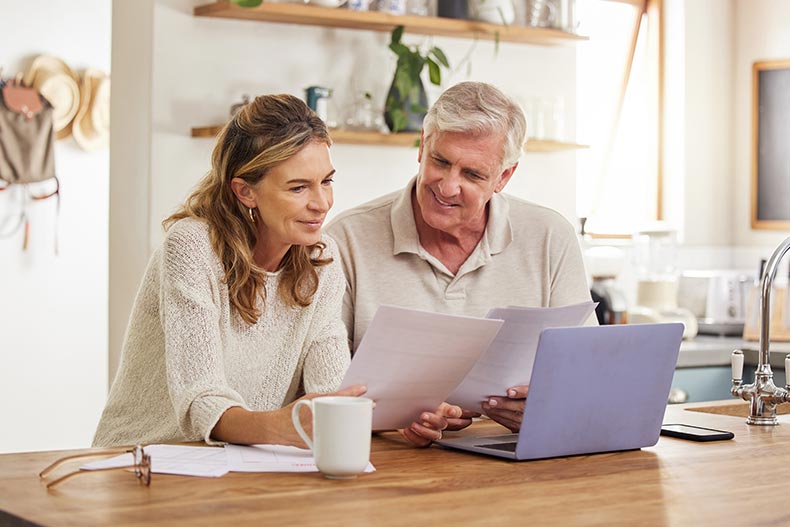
[341,305,505,430]
[446,301,596,411]
[82,444,229,478]
[225,444,375,473]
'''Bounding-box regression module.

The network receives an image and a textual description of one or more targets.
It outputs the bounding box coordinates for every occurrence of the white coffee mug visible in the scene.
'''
[291,396,373,479]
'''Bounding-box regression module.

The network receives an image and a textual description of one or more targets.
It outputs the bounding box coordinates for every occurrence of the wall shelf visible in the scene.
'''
[194,1,588,46]
[190,125,588,152]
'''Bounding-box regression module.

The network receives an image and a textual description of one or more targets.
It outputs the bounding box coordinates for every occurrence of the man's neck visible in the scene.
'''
[411,191,487,275]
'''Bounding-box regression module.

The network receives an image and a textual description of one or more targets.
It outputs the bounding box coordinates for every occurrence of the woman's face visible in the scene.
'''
[237,141,335,265]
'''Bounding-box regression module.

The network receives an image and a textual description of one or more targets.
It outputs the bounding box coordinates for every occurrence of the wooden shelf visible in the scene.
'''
[194,1,588,46]
[190,126,588,152]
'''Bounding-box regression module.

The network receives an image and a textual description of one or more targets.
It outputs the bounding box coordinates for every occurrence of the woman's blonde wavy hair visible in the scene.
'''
[164,94,333,325]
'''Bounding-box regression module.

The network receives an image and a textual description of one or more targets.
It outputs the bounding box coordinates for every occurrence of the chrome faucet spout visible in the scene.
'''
[730,236,790,426]
[759,236,790,368]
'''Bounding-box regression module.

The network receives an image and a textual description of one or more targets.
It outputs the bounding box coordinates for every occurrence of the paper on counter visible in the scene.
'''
[226,444,375,473]
[82,444,228,478]
[340,304,504,430]
[446,301,596,411]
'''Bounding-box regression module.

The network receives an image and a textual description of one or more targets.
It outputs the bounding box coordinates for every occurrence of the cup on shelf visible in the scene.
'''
[468,0,515,25]
[407,0,436,16]
[344,91,385,132]
[436,0,468,19]
[525,0,556,27]
[525,96,565,142]
[348,0,373,11]
[378,0,407,14]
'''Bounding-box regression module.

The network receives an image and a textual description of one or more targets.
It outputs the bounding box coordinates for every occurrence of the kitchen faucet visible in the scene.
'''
[731,236,790,425]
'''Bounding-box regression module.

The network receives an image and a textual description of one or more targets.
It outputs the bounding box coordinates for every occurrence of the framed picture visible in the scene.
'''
[752,60,790,230]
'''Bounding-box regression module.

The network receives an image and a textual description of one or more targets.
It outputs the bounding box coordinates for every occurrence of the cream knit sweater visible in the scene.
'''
[93,218,350,447]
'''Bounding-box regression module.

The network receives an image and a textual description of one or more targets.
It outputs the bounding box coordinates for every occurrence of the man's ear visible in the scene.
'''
[417,129,425,163]
[494,163,518,193]
[230,177,257,208]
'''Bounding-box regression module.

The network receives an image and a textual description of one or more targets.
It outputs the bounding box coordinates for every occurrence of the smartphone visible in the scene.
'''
[660,424,734,442]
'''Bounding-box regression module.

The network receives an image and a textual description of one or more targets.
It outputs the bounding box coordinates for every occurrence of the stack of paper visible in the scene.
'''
[82,444,375,476]
[341,302,595,428]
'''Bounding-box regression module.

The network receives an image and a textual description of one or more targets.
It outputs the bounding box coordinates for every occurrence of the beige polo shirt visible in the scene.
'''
[327,178,593,352]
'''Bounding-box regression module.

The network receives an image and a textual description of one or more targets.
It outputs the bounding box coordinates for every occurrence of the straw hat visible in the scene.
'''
[72,69,110,151]
[22,55,80,140]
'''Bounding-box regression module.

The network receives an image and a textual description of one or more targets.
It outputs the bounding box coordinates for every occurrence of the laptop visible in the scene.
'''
[436,323,684,460]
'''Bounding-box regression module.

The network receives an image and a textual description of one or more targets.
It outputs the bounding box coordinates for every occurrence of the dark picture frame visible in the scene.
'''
[752,60,790,230]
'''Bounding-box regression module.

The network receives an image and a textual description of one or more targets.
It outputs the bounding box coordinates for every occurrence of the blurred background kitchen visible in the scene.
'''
[2,0,789,453]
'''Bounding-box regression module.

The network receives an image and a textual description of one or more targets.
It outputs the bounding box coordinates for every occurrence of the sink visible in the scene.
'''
[685,402,790,418]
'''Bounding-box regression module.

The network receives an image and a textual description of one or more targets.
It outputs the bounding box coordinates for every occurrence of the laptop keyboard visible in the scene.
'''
[478,442,517,452]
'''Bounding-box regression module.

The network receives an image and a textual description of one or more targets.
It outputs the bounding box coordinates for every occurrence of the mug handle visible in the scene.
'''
[291,399,314,450]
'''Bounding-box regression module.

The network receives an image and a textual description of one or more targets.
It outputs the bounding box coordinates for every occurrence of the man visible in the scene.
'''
[327,82,593,438]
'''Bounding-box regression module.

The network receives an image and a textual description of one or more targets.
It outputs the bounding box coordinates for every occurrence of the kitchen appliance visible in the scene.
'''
[630,224,698,339]
[677,270,752,336]
[583,245,627,325]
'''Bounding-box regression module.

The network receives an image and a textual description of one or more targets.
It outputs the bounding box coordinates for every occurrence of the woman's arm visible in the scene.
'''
[210,385,368,446]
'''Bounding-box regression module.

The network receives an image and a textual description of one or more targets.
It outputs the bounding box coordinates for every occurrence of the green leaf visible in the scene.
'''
[230,0,263,6]
[390,108,407,133]
[430,47,450,68]
[427,58,441,85]
[391,25,404,45]
[389,42,410,59]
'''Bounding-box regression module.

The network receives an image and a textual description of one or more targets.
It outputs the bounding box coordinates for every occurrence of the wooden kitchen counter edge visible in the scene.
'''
[0,399,786,527]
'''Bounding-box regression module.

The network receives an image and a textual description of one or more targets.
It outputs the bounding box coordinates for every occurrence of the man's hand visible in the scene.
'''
[400,408,449,447]
[440,402,479,431]
[399,402,479,446]
[481,385,529,433]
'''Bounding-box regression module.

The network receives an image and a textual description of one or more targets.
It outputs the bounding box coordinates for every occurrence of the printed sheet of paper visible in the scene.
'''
[446,302,596,411]
[341,305,504,430]
[82,444,228,478]
[225,444,375,473]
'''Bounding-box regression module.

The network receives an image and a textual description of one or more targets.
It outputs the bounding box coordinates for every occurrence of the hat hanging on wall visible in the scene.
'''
[22,55,80,140]
[72,69,110,151]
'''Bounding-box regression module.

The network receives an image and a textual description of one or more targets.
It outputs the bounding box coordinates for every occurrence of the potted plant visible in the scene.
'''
[384,26,450,133]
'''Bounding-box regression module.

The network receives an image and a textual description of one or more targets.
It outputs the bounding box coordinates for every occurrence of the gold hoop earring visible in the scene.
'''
[248,207,256,224]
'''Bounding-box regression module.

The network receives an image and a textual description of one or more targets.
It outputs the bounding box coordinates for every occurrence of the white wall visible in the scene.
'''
[733,0,790,253]
[108,0,580,376]
[671,0,734,248]
[0,0,111,453]
[664,0,790,274]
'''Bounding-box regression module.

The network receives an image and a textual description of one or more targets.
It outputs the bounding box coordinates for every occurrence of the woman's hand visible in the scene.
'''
[211,384,368,446]
[481,385,528,433]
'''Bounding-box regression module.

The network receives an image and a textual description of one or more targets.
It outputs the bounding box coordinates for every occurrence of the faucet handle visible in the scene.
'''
[785,354,790,389]
[732,349,744,382]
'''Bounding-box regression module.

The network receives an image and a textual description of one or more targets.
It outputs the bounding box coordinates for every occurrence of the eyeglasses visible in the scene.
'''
[39,445,151,489]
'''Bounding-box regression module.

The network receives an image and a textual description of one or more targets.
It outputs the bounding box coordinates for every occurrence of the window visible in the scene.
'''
[576,0,661,236]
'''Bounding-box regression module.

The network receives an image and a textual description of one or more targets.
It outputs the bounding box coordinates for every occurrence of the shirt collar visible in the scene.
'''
[390,176,513,257]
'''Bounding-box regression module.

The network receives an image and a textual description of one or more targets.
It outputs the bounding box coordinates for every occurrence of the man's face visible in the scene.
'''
[415,130,516,236]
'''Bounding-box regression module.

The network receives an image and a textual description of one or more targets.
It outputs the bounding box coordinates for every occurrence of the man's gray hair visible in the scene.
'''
[422,82,527,170]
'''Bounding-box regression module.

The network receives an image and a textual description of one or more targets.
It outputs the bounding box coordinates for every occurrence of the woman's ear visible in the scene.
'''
[230,177,257,208]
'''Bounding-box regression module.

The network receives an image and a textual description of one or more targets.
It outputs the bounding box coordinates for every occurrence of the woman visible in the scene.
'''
[94,94,447,447]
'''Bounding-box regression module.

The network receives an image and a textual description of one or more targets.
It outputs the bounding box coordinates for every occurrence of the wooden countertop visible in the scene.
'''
[1,400,787,526]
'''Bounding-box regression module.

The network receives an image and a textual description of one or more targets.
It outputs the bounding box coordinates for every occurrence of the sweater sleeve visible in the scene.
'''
[159,222,250,444]
[302,239,352,394]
